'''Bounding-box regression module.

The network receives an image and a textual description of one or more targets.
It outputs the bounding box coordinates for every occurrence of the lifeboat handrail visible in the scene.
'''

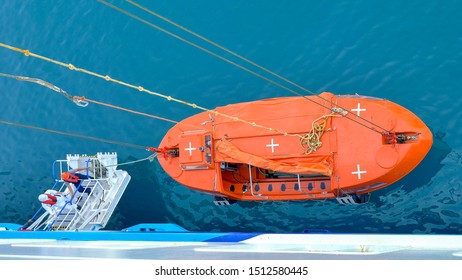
[296,173,316,198]
[247,164,268,200]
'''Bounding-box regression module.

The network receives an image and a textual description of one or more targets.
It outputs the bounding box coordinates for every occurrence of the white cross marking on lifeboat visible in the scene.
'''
[351,103,366,116]
[266,138,279,153]
[184,142,197,156]
[352,164,367,180]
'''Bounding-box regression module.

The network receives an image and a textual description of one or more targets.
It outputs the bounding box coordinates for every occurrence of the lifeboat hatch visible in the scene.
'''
[179,131,213,170]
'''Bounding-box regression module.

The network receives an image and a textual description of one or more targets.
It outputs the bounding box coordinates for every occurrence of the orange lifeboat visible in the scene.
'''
[156,92,432,205]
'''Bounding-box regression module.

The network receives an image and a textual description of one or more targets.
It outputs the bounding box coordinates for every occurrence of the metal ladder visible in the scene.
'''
[28,153,131,231]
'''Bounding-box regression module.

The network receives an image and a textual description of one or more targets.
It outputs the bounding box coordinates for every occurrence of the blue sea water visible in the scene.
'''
[0,0,461,234]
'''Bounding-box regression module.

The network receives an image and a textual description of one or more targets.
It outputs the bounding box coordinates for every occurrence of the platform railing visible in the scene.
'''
[28,177,113,231]
[53,157,109,182]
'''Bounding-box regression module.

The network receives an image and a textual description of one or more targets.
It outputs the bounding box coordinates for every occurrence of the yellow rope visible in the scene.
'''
[0,42,302,138]
[79,97,203,130]
[0,71,193,126]
[299,114,339,154]
[0,42,342,154]
[78,97,178,124]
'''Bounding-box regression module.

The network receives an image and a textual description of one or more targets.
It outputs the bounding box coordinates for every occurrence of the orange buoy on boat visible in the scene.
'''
[157,92,432,205]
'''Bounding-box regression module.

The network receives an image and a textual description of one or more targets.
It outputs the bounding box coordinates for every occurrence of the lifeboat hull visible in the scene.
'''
[157,93,432,203]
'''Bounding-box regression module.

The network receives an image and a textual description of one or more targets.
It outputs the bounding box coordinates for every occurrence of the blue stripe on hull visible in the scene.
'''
[204,233,260,242]
[0,225,260,243]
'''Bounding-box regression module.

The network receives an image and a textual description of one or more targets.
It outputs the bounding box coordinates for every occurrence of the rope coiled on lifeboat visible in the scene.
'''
[300,113,339,154]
